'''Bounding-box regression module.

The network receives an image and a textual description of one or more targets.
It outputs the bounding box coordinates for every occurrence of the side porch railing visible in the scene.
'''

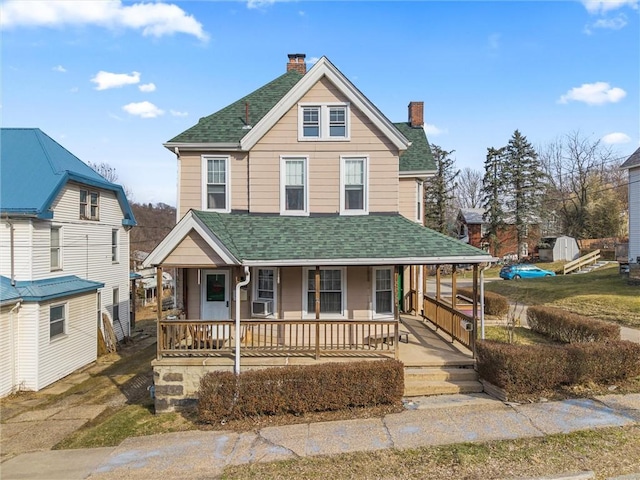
[422,295,475,351]
[157,319,399,360]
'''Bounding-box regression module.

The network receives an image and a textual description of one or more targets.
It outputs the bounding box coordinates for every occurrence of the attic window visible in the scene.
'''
[298,103,349,141]
[80,189,99,220]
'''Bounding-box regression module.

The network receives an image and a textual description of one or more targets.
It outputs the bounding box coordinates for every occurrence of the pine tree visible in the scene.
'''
[481,147,507,257]
[424,144,459,234]
[503,130,543,260]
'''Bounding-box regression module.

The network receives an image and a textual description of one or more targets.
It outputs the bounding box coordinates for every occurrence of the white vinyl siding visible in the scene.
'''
[629,168,640,261]
[202,156,230,212]
[280,157,309,215]
[340,156,368,215]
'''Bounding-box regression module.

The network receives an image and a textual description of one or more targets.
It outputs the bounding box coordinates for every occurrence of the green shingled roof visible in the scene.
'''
[192,211,491,264]
[394,122,436,172]
[169,71,304,144]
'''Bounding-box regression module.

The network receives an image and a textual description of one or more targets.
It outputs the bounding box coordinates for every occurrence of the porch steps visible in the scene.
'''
[404,366,483,397]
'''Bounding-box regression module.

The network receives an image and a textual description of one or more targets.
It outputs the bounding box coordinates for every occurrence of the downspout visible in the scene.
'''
[9,301,21,393]
[235,266,250,375]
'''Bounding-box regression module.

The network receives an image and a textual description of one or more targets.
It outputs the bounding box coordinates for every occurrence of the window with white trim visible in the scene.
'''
[256,268,275,300]
[416,180,424,223]
[340,157,368,214]
[202,156,230,212]
[280,157,308,215]
[111,229,119,263]
[112,287,120,322]
[298,103,349,140]
[305,268,345,316]
[373,267,394,316]
[80,189,99,220]
[51,226,62,271]
[50,304,66,339]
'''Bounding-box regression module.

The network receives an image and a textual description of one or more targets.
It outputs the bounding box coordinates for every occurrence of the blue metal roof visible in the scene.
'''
[0,275,104,302]
[0,128,136,226]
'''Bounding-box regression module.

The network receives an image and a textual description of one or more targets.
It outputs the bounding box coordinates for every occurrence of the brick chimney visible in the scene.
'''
[408,101,424,128]
[287,53,307,74]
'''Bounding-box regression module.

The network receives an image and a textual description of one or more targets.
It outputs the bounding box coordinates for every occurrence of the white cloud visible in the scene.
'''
[170,110,188,117]
[602,132,631,144]
[424,124,447,136]
[122,101,164,118]
[582,0,637,14]
[92,71,140,90]
[139,82,156,92]
[488,33,500,50]
[0,0,208,41]
[247,0,276,8]
[558,82,626,105]
[53,65,66,73]
[584,13,628,33]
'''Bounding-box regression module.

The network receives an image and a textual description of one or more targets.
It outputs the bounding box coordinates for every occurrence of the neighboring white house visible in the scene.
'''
[0,128,136,396]
[621,147,640,265]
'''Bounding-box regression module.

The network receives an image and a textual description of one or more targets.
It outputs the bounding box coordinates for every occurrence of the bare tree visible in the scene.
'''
[456,167,483,209]
[87,161,133,200]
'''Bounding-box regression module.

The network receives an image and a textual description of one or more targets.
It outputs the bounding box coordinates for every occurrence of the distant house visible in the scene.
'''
[0,128,136,396]
[620,147,640,266]
[456,207,541,259]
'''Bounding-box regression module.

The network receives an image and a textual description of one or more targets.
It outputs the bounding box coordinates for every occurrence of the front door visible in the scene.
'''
[201,270,230,320]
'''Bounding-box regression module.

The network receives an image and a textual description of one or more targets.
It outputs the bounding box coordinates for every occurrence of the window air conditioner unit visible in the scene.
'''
[252,300,273,317]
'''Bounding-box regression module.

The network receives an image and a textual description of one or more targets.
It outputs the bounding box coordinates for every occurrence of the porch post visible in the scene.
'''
[156,265,163,360]
[472,264,479,358]
[451,264,457,309]
[421,265,427,318]
[315,266,320,360]
[435,264,441,301]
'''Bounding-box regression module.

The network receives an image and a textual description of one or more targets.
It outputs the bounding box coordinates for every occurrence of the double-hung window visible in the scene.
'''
[416,180,424,223]
[280,157,308,215]
[50,304,65,339]
[202,156,230,212]
[305,268,345,316]
[112,287,120,322]
[80,189,99,220]
[373,267,394,317]
[340,156,368,215]
[51,226,62,271]
[256,268,275,300]
[111,229,119,263]
[299,103,349,140]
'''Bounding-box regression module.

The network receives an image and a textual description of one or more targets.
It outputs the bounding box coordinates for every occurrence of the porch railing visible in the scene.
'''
[422,295,474,351]
[157,319,399,360]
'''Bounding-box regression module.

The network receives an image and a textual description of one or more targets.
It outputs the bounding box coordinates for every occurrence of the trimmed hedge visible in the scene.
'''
[197,359,404,424]
[477,340,640,397]
[457,288,509,317]
[527,306,620,343]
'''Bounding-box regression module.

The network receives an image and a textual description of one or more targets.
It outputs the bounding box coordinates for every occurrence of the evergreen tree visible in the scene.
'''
[424,144,459,234]
[503,130,543,259]
[481,147,507,256]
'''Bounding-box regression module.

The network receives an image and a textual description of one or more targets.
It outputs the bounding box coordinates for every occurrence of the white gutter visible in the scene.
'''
[242,256,494,267]
[234,266,250,375]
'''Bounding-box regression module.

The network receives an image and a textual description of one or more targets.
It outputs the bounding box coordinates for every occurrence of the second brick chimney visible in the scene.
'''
[287,53,307,74]
[408,101,424,128]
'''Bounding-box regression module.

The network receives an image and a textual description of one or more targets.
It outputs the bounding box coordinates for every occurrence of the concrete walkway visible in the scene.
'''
[2,392,639,480]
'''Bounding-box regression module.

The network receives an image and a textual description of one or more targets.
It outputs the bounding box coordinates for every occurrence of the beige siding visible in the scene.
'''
[163,230,229,267]
[280,267,303,319]
[185,268,201,319]
[399,178,419,223]
[178,152,248,218]
[37,294,97,390]
[345,266,371,320]
[250,77,399,214]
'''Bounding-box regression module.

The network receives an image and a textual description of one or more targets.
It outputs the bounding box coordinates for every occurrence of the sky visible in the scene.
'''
[2,0,639,206]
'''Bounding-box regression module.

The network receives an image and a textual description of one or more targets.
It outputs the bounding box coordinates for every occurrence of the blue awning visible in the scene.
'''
[1,275,104,302]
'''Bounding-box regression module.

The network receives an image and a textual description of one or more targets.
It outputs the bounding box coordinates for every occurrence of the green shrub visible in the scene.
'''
[527,306,620,343]
[457,288,509,317]
[197,359,404,424]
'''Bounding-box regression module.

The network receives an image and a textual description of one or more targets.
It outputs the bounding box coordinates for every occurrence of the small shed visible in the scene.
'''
[537,236,580,262]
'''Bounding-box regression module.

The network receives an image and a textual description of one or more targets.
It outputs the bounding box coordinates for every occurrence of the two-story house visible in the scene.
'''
[621,147,640,282]
[0,128,136,396]
[143,55,492,411]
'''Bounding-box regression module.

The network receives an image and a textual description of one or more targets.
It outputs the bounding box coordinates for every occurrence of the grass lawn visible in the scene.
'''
[483,325,559,345]
[484,264,640,328]
[221,425,640,480]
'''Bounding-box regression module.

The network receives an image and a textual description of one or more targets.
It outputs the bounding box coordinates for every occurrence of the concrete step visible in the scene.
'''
[404,366,482,397]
